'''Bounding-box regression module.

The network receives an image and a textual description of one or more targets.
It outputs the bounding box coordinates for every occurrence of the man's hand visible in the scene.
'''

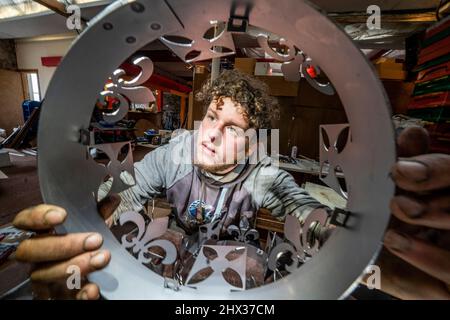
[12,194,121,300]
[376,127,450,299]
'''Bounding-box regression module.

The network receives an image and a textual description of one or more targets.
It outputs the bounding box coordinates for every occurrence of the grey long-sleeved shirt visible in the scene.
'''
[104,131,323,234]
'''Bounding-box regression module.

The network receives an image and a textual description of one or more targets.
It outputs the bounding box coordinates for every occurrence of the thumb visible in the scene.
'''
[396,126,429,158]
[97,194,121,221]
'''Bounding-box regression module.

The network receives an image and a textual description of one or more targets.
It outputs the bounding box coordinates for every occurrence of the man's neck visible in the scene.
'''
[202,163,246,183]
[214,164,238,175]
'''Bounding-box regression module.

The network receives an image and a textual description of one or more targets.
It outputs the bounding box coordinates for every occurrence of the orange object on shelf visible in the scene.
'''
[374,58,406,80]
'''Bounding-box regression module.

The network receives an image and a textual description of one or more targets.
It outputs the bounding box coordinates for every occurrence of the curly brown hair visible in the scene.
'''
[195,69,280,129]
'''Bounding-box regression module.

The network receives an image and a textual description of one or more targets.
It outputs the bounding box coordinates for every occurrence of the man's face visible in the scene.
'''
[195,97,252,174]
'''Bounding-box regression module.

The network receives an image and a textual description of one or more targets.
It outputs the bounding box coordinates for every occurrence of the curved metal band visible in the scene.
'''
[38,0,395,299]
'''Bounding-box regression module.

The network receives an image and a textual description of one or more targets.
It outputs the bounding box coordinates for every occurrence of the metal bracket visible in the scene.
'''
[329,208,350,227]
[164,277,181,291]
[79,128,94,146]
[227,0,252,33]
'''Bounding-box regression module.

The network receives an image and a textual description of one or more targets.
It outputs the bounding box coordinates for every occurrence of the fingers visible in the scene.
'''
[97,194,121,221]
[391,195,450,230]
[32,279,101,300]
[372,249,450,300]
[76,283,100,300]
[396,126,429,158]
[13,204,67,231]
[391,154,450,192]
[31,250,110,283]
[15,232,103,263]
[384,229,450,285]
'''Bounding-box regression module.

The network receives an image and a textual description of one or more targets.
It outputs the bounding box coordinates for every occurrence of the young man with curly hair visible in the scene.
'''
[102,69,323,233]
[11,69,326,298]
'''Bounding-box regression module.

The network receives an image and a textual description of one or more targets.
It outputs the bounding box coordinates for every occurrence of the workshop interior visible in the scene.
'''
[0,0,449,301]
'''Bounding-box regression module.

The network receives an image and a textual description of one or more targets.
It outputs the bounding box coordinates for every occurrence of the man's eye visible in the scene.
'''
[226,126,237,134]
[207,115,215,121]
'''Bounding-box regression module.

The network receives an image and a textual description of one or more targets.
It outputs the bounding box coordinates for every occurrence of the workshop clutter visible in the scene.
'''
[22,100,41,136]
[374,57,407,80]
[0,100,41,150]
[408,16,450,153]
[0,226,34,265]
[138,129,172,145]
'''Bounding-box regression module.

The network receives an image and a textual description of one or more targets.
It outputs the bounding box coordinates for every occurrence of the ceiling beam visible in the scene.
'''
[33,0,88,23]
[33,0,68,17]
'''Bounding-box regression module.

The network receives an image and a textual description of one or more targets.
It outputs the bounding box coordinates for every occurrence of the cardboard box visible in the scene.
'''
[148,199,172,219]
[374,58,406,80]
[257,75,299,96]
[376,67,407,80]
[234,58,256,75]
[254,62,271,76]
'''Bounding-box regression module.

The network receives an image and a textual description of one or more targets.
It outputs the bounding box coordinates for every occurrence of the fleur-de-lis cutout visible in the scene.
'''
[267,209,329,273]
[227,216,259,243]
[160,21,235,63]
[119,211,177,265]
[264,231,283,255]
[319,124,351,199]
[300,208,330,257]
[257,35,304,82]
[87,141,135,198]
[301,59,335,96]
[85,151,109,202]
[100,57,155,124]
[257,34,335,95]
[186,245,247,291]
[263,231,283,275]
[267,214,302,273]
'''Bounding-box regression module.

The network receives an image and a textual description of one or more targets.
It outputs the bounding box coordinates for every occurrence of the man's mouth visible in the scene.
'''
[201,143,216,156]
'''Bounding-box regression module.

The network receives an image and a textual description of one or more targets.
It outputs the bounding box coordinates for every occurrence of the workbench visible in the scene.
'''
[0,153,41,298]
[274,157,344,177]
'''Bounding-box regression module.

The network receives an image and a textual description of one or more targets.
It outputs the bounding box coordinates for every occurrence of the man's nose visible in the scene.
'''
[208,126,223,144]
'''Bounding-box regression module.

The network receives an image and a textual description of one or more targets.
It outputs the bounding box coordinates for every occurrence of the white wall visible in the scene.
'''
[15,36,75,97]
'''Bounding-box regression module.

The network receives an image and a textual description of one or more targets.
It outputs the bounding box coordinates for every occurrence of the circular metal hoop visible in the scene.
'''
[38,0,395,299]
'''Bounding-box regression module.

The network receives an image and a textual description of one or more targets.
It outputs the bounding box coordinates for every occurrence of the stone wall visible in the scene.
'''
[0,39,17,70]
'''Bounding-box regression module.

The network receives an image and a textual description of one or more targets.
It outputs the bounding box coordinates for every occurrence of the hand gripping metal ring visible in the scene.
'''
[38,0,395,299]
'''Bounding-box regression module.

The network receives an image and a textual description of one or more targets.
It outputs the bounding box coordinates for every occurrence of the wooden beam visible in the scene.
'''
[135,50,183,63]
[180,94,187,128]
[33,0,69,17]
[33,0,88,23]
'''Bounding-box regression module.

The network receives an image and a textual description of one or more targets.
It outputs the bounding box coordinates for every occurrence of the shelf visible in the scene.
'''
[90,123,136,131]
[128,111,159,114]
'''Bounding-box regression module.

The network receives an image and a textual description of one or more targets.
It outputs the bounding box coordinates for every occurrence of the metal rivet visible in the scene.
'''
[131,2,145,13]
[150,23,161,30]
[103,22,113,30]
[126,36,136,44]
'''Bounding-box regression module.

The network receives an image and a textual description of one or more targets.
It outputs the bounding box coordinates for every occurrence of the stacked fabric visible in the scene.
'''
[408,16,450,153]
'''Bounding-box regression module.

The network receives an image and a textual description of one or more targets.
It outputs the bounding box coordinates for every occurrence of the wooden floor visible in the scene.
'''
[0,154,42,226]
[0,154,40,298]
[0,145,153,226]
[0,146,153,298]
